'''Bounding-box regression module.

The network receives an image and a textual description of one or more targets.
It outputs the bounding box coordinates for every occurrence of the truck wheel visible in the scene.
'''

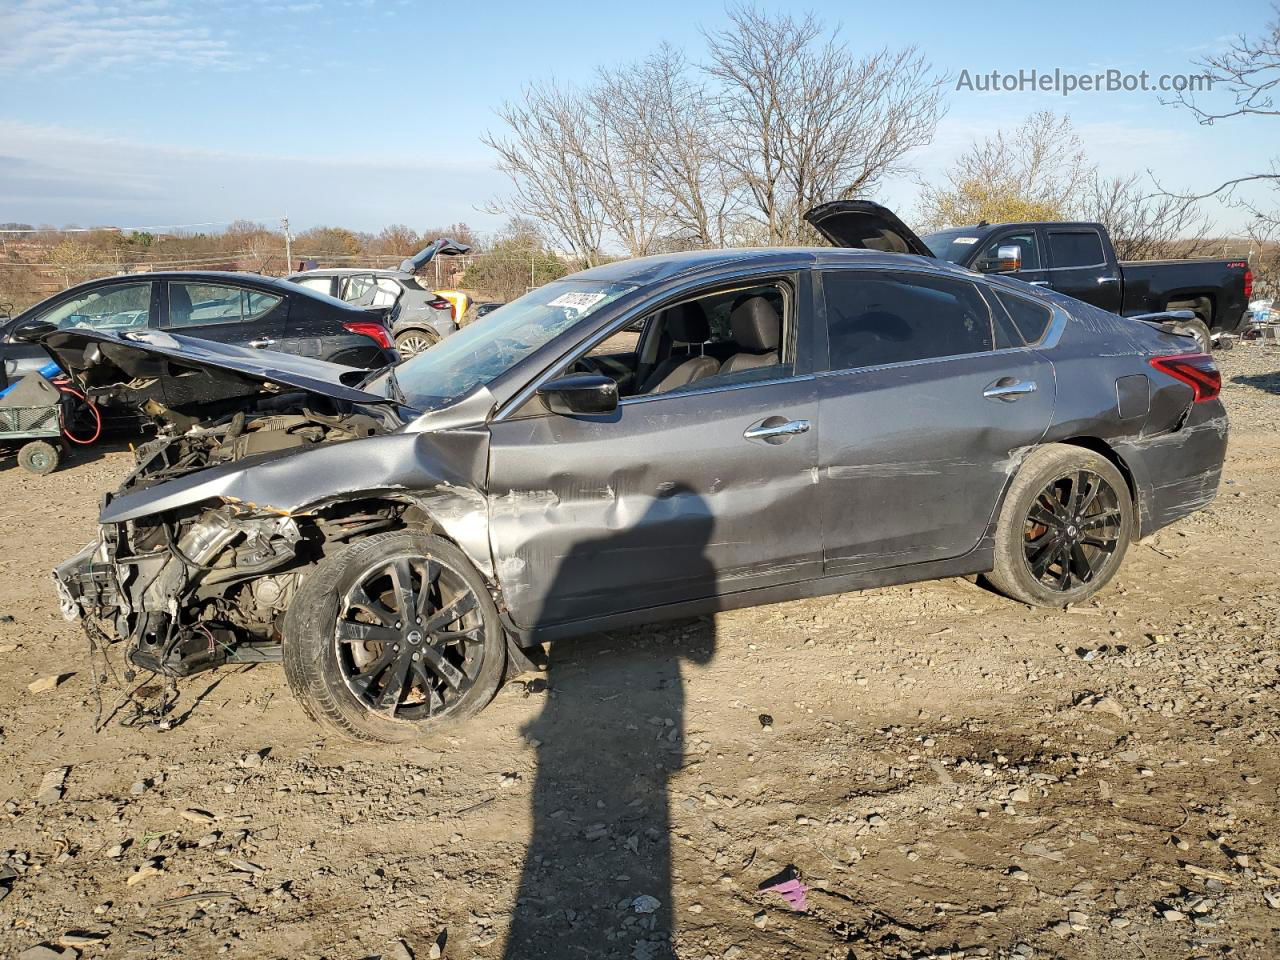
[18,440,60,475]
[282,531,506,742]
[986,444,1134,608]
[394,329,440,359]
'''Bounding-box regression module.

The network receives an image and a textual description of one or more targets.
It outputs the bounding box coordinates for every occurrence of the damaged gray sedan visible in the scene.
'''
[52,202,1228,741]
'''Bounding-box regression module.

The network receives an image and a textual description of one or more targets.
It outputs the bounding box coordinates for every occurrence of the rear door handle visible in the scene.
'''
[248,338,276,348]
[1028,280,1050,287]
[983,378,1037,402]
[744,418,810,443]
[1096,276,1120,285]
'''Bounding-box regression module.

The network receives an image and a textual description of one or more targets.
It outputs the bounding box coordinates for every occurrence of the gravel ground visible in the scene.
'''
[0,344,1278,960]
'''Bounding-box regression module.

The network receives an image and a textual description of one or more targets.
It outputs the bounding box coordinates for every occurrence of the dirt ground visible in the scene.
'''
[1,346,1279,960]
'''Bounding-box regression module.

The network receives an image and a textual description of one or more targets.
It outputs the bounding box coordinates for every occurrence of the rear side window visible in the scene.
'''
[993,289,1054,345]
[167,283,282,328]
[823,270,994,371]
[1048,230,1105,268]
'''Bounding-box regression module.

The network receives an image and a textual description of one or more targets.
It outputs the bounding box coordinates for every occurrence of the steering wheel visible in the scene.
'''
[572,354,605,376]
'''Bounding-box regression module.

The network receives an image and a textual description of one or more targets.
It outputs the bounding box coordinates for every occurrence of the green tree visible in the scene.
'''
[918,112,1093,229]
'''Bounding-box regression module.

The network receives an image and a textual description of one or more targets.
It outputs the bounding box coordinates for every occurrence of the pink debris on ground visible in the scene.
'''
[762,876,810,911]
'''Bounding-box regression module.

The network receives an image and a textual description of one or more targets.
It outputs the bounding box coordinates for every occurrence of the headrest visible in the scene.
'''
[730,295,781,352]
[666,301,709,344]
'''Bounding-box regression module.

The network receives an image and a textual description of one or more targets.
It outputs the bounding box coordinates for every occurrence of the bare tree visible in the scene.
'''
[918,111,1093,229]
[1078,173,1216,260]
[374,224,422,257]
[1162,6,1280,219]
[703,5,945,244]
[484,83,606,265]
[597,45,739,249]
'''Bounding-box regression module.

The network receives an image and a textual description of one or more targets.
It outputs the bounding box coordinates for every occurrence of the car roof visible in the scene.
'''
[63,270,303,293]
[567,246,972,285]
[287,268,407,279]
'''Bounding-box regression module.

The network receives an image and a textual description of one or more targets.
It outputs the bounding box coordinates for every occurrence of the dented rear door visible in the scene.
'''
[816,267,1056,574]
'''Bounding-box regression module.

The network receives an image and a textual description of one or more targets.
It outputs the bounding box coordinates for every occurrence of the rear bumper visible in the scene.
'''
[1117,400,1228,537]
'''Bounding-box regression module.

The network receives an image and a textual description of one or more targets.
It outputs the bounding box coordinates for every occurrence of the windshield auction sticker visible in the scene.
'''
[548,291,609,312]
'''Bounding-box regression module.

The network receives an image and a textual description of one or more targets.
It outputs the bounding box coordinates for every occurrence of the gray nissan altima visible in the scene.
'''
[51,202,1227,741]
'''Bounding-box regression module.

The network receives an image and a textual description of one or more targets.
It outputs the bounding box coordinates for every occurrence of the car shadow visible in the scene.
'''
[503,495,717,960]
[1231,371,1280,396]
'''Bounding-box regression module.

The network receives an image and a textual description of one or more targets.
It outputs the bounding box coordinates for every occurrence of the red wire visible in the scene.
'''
[52,380,102,445]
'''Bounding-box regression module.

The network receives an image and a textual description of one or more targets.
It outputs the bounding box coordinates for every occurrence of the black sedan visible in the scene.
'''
[53,202,1227,742]
[1,271,397,388]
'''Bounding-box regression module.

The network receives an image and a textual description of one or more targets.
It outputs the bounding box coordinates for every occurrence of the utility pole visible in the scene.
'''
[282,214,292,272]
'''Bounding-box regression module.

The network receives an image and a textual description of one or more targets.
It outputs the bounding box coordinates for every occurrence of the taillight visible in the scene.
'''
[1149,353,1222,403]
[343,321,392,350]
[1244,268,1254,300]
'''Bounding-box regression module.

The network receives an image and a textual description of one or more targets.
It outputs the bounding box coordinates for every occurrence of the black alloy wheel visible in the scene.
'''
[337,553,485,719]
[1022,469,1123,592]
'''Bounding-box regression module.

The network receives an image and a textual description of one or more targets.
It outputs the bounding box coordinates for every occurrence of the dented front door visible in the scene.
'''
[486,379,821,631]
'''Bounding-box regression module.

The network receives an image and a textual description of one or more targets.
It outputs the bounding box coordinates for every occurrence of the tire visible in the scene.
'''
[282,531,506,742]
[394,328,440,359]
[18,440,60,475]
[1172,317,1212,354]
[986,444,1135,607]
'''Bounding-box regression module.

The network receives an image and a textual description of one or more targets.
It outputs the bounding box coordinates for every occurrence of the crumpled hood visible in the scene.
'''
[43,328,395,408]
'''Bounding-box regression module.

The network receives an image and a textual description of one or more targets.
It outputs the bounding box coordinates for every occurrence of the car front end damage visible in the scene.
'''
[42,327,497,683]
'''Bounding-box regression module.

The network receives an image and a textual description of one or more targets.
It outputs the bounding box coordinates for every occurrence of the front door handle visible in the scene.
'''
[983,378,1037,402]
[744,418,810,443]
[1028,280,1050,287]
[1096,276,1120,285]
[248,338,276,348]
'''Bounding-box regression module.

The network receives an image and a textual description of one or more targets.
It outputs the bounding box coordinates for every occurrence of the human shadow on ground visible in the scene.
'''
[503,493,717,959]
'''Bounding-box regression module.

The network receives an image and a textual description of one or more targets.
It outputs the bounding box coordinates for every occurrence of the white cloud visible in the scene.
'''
[0,120,504,232]
[0,0,235,73]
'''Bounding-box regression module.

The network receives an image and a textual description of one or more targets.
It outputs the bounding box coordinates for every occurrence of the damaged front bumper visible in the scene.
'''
[52,505,304,676]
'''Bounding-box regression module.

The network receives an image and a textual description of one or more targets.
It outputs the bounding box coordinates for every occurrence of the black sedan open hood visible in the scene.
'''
[803,200,934,258]
[42,329,394,407]
[398,238,472,275]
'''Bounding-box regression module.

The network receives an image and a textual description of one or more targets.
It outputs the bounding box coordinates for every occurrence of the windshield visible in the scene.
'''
[368,279,635,409]
[922,228,987,264]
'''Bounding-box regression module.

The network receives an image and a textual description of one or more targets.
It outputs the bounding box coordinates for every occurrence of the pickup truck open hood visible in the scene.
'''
[398,238,472,275]
[42,329,394,408]
[803,200,935,258]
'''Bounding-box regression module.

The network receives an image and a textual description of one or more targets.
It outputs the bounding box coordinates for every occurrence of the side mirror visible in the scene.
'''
[979,245,1022,273]
[11,319,57,343]
[537,373,618,416]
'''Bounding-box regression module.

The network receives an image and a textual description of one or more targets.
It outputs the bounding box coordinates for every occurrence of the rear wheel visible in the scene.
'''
[987,444,1134,607]
[283,531,505,742]
[18,440,60,475]
[1173,317,1212,353]
[394,328,440,358]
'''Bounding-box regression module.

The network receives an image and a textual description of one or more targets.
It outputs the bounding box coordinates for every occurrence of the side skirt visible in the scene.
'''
[503,542,995,646]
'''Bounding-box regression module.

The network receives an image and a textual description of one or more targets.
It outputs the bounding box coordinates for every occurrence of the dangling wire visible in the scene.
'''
[52,378,102,445]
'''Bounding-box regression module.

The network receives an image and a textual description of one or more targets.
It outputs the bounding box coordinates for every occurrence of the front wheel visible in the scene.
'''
[986,444,1134,607]
[283,531,506,742]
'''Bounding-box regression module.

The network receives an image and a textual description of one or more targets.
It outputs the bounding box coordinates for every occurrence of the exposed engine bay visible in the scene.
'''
[57,393,415,676]
[47,328,427,678]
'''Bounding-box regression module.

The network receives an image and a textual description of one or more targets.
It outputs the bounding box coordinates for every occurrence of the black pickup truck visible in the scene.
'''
[921,220,1251,347]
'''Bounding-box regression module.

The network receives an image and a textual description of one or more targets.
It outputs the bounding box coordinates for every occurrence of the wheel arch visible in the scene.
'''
[292,487,494,582]
[1052,436,1141,533]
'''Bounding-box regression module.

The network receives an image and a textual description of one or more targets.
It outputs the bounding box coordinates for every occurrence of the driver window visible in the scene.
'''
[568,281,792,399]
[36,282,153,332]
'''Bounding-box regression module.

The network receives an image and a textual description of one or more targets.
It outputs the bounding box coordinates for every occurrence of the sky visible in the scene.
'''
[0,0,1277,241]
